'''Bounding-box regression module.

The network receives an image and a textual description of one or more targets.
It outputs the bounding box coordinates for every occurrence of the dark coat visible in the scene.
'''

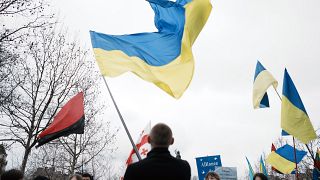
[124,147,191,180]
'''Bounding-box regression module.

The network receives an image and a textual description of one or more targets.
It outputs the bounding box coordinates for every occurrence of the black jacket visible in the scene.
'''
[123,147,191,180]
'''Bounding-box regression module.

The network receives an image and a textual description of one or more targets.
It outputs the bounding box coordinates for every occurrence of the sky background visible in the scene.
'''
[46,0,320,178]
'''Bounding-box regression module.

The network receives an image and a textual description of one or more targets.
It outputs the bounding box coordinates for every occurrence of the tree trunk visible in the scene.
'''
[21,135,33,174]
[70,135,77,174]
[21,147,31,174]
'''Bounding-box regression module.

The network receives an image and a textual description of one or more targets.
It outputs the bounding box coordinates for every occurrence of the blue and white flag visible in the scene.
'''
[196,155,222,180]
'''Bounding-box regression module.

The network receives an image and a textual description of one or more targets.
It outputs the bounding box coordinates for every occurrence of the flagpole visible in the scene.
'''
[273,87,299,179]
[273,86,282,101]
[292,137,299,179]
[101,76,142,161]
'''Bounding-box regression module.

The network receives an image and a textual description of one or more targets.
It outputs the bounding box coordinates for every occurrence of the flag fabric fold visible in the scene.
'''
[90,0,212,98]
[253,61,278,109]
[246,157,254,180]
[37,92,85,147]
[281,69,317,144]
[266,144,307,174]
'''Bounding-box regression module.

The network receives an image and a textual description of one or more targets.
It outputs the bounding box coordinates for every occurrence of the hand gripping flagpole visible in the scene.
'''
[102,76,142,161]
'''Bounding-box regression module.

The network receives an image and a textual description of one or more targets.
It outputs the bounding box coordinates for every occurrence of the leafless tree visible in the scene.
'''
[0,45,20,106]
[0,0,54,107]
[0,26,97,174]
[0,0,54,44]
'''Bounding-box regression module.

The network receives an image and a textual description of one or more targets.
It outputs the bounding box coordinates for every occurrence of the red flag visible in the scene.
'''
[315,148,320,170]
[271,143,276,152]
[37,92,85,147]
[271,143,277,171]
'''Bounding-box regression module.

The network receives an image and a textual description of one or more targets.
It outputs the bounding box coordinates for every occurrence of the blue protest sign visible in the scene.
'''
[195,155,222,180]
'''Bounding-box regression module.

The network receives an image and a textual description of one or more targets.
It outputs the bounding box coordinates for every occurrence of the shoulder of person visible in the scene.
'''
[175,158,191,168]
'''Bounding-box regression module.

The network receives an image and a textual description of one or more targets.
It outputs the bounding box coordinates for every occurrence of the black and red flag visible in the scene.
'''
[37,92,85,147]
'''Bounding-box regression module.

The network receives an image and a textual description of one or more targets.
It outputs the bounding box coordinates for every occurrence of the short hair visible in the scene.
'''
[253,173,268,180]
[70,174,83,180]
[82,173,92,180]
[34,175,50,180]
[1,169,24,180]
[205,172,220,180]
[149,123,172,146]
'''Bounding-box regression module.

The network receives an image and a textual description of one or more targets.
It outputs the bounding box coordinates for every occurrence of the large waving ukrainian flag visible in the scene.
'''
[281,69,317,144]
[90,0,212,98]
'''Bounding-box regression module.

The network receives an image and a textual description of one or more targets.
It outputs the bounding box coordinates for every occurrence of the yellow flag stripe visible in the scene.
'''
[281,96,317,144]
[266,152,296,174]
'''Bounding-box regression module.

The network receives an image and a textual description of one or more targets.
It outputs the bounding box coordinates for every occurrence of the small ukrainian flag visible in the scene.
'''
[266,144,307,174]
[253,61,278,109]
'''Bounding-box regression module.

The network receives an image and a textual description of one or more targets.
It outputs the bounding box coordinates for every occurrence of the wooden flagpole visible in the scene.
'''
[102,76,142,161]
[292,137,299,179]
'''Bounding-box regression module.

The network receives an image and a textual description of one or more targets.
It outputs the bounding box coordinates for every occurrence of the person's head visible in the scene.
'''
[82,173,92,180]
[205,171,220,180]
[148,123,174,149]
[253,173,268,180]
[33,176,50,180]
[1,169,24,180]
[70,174,82,180]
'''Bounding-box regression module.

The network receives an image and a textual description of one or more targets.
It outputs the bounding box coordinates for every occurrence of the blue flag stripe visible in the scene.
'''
[282,69,308,115]
[276,144,307,163]
[254,61,266,81]
[90,0,187,67]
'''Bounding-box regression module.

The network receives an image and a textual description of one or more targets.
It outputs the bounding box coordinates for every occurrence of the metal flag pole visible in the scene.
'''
[101,76,142,161]
[273,87,299,179]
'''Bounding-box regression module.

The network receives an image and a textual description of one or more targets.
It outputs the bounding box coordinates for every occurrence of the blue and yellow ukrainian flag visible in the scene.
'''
[266,144,307,174]
[260,156,268,178]
[281,69,317,144]
[253,61,278,109]
[246,157,254,180]
[90,0,212,98]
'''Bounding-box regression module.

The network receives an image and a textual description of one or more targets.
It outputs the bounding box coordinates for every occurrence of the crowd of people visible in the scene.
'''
[0,123,269,180]
[0,169,93,180]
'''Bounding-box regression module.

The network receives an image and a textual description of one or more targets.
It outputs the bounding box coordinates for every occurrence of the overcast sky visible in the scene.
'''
[49,0,320,178]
